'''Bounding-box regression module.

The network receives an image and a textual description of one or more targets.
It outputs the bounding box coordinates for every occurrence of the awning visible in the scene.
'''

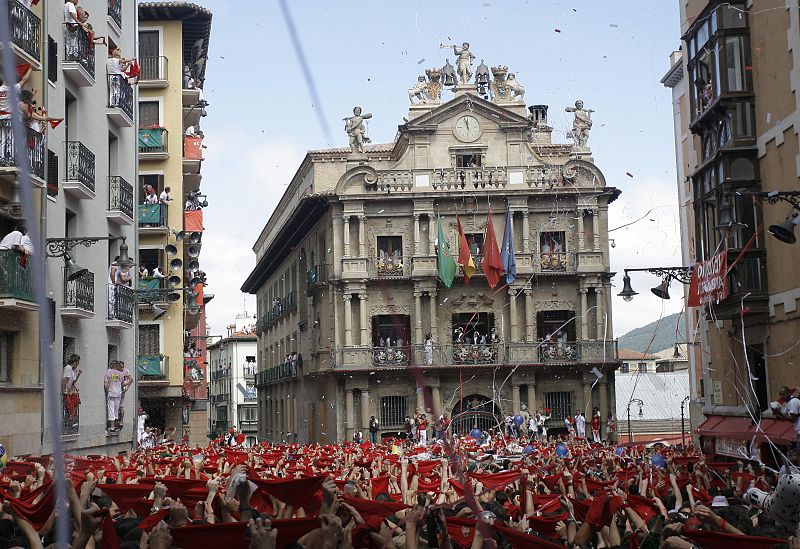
[696,416,797,446]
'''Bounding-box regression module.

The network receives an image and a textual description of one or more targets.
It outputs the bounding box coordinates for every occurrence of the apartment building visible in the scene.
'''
[243,57,622,443]
[136,1,211,447]
[207,312,258,445]
[663,1,800,459]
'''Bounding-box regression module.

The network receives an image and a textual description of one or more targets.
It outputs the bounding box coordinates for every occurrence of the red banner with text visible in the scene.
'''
[688,251,728,307]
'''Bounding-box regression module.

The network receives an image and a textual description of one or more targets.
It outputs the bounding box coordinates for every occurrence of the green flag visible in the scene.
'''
[437,215,457,288]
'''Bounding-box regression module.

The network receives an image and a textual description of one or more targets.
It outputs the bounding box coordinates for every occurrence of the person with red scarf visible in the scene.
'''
[591,408,602,442]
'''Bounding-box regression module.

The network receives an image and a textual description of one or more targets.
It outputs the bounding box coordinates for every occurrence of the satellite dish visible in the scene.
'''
[187,245,200,258]
[165,244,178,257]
[169,258,183,271]
[168,275,182,287]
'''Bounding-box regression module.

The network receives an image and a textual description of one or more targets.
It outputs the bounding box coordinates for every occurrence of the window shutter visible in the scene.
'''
[47,150,58,196]
[47,36,58,83]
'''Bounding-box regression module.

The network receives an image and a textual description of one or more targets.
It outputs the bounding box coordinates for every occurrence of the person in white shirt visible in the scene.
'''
[159,187,172,204]
[0,227,24,252]
[64,0,80,57]
[574,411,586,438]
[107,47,132,108]
[0,66,32,119]
[773,386,800,448]
[151,266,166,279]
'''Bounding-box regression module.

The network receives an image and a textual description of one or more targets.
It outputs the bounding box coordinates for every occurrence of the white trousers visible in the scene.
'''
[107,395,122,421]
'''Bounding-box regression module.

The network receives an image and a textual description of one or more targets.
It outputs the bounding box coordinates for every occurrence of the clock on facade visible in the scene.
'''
[453,115,481,142]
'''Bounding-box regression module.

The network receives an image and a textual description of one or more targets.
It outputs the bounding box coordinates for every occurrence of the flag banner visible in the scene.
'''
[457,215,475,282]
[437,215,457,287]
[687,250,728,307]
[501,206,517,284]
[483,208,504,288]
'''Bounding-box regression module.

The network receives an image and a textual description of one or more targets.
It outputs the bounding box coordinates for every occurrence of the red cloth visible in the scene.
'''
[527,513,568,538]
[457,215,474,284]
[169,517,320,549]
[494,523,566,548]
[249,475,326,508]
[344,496,408,530]
[468,470,522,490]
[625,494,660,522]
[584,495,623,529]
[449,478,465,496]
[482,208,504,288]
[567,497,590,522]
[184,210,203,232]
[682,528,789,549]
[445,516,476,547]
[125,59,140,79]
[65,392,81,418]
[5,482,54,531]
[99,508,121,549]
[137,509,169,532]
[98,483,154,513]
[370,474,390,496]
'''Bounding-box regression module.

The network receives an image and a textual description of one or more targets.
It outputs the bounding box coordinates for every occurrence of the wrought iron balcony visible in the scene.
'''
[107,0,122,29]
[137,354,169,381]
[8,0,40,62]
[107,284,134,324]
[537,252,574,272]
[284,290,297,312]
[107,74,133,122]
[65,141,96,193]
[256,360,298,385]
[0,249,35,305]
[63,26,95,80]
[139,56,168,83]
[0,120,44,181]
[108,176,134,221]
[63,270,94,315]
[307,264,327,288]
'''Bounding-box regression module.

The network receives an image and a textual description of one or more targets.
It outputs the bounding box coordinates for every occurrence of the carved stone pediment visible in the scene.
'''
[449,293,495,310]
[335,165,378,194]
[402,93,530,133]
[369,304,411,316]
[533,299,575,311]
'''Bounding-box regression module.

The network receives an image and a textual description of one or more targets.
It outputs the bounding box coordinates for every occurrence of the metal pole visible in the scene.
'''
[681,396,690,447]
[627,401,632,444]
[0,2,68,545]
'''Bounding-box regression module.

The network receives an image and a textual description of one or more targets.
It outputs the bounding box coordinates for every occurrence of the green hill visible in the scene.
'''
[617,312,685,354]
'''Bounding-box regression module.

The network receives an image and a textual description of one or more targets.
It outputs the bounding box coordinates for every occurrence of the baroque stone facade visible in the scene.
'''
[243,55,621,443]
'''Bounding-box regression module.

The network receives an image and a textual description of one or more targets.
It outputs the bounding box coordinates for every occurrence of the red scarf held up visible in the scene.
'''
[249,475,326,508]
[370,474,390,496]
[625,493,661,522]
[98,508,121,549]
[5,481,54,531]
[445,516,476,547]
[97,483,154,513]
[682,528,789,549]
[494,523,567,549]
[584,495,623,529]
[343,495,409,531]
[168,517,320,549]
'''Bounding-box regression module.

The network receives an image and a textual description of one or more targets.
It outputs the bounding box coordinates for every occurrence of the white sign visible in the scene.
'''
[715,436,749,459]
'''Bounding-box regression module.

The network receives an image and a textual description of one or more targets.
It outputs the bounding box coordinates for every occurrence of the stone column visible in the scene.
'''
[432,385,442,416]
[527,380,537,413]
[333,289,342,346]
[577,211,585,251]
[596,287,606,340]
[604,282,613,337]
[428,215,436,254]
[592,210,601,252]
[599,377,609,439]
[416,386,424,414]
[358,215,367,257]
[512,384,521,413]
[361,389,370,432]
[579,288,589,340]
[522,211,530,253]
[343,294,353,346]
[413,214,420,256]
[345,389,355,439]
[429,289,438,340]
[582,374,593,412]
[414,291,423,344]
[509,287,518,342]
[343,215,351,257]
[332,213,343,277]
[358,294,369,345]
[524,289,534,342]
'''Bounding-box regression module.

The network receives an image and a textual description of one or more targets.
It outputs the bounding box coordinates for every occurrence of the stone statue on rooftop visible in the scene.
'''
[565,100,594,148]
[441,42,475,84]
[344,106,372,154]
[409,76,429,104]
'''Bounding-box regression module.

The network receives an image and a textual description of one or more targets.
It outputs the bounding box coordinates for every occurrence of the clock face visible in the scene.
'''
[454,115,481,142]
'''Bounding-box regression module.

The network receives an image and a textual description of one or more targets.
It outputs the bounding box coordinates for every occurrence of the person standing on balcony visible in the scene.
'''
[64,0,80,58]
[116,360,132,430]
[106,47,131,108]
[104,360,125,433]
[424,333,433,365]
[143,184,158,205]
[159,186,172,204]
[62,354,82,427]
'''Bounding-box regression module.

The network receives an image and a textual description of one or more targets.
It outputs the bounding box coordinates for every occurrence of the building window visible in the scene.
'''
[620,363,630,374]
[536,311,576,341]
[372,314,411,347]
[138,101,159,127]
[638,362,647,373]
[138,324,160,355]
[47,150,58,197]
[656,362,675,373]
[545,391,571,422]
[377,236,402,260]
[0,333,12,382]
[699,378,705,398]
[452,312,495,343]
[47,35,58,83]
[540,232,565,253]
[380,396,407,427]
[239,406,257,422]
[456,153,481,168]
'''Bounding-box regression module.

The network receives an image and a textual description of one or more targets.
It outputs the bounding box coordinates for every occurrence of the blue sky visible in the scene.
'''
[197,0,685,338]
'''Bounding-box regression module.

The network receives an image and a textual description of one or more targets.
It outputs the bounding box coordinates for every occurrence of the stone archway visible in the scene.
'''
[450,394,501,435]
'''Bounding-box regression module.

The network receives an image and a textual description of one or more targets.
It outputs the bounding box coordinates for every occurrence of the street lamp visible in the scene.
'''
[732,191,800,244]
[626,398,644,443]
[46,236,132,281]
[680,395,691,447]
[617,267,693,301]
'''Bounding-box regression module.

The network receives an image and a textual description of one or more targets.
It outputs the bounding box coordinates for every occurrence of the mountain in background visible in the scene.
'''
[617,312,685,354]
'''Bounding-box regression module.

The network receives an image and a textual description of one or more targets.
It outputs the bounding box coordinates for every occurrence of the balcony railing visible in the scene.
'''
[307,264,327,287]
[369,256,409,278]
[107,0,122,29]
[433,168,508,190]
[455,254,483,277]
[137,277,166,302]
[0,250,34,302]
[0,120,44,179]
[256,360,298,385]
[137,354,169,381]
[139,56,168,82]
[333,340,619,370]
[8,0,40,61]
[64,271,94,313]
[108,176,134,219]
[107,284,134,323]
[537,252,573,272]
[239,419,258,431]
[64,26,94,78]
[107,74,133,119]
[138,127,168,154]
[66,141,96,192]
[138,204,167,227]
[284,290,297,311]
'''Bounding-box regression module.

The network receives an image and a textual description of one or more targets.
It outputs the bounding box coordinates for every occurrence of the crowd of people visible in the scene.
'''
[3,429,800,549]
